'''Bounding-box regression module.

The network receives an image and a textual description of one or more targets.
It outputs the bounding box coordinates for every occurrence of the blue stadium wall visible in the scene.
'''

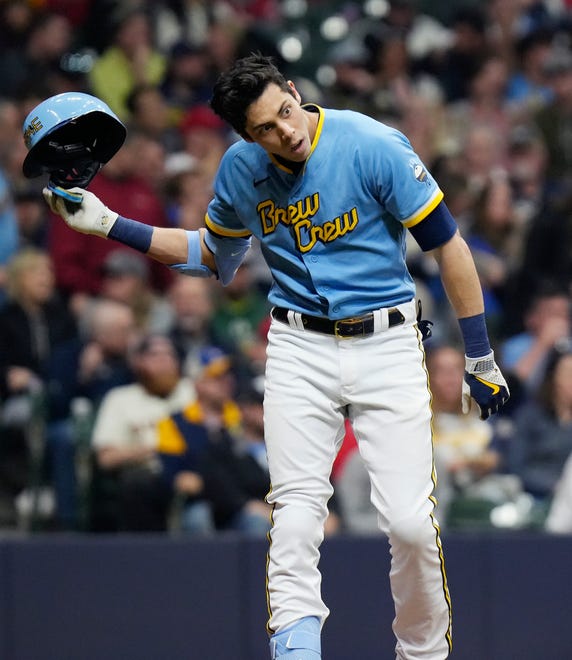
[0,532,570,659]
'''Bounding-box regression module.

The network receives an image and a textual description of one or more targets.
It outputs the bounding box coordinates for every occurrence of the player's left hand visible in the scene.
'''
[462,351,510,420]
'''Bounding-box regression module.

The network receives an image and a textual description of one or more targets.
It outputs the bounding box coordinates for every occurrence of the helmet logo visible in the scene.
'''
[23,117,43,149]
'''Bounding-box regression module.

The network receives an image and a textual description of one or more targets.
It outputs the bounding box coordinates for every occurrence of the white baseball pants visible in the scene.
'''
[263,299,452,659]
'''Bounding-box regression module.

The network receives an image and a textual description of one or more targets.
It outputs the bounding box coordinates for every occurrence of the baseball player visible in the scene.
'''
[37,54,509,659]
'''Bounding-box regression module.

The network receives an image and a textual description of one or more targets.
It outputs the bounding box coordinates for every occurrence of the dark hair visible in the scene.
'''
[126,83,158,115]
[537,343,572,415]
[130,333,182,362]
[209,53,293,136]
[451,6,487,35]
[528,279,570,310]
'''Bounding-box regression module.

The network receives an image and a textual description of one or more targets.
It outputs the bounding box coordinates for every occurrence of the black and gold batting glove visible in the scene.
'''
[462,351,510,420]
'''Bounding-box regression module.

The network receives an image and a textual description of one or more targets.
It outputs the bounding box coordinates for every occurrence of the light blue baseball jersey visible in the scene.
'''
[205,106,444,319]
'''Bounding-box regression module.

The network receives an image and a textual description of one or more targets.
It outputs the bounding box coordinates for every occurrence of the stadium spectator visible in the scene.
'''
[98,249,173,334]
[0,99,21,166]
[164,275,218,376]
[0,0,34,55]
[504,122,572,328]
[420,5,489,103]
[0,168,20,307]
[44,298,139,528]
[426,344,517,526]
[324,36,379,119]
[13,186,49,250]
[160,41,213,117]
[500,282,571,394]
[443,54,513,168]
[0,9,72,98]
[163,166,213,231]
[179,103,232,179]
[505,29,555,113]
[90,333,194,532]
[0,248,77,527]
[125,83,183,154]
[129,132,171,193]
[205,16,244,79]
[194,382,272,535]
[506,123,549,229]
[465,172,522,340]
[378,0,452,64]
[156,346,241,535]
[508,345,572,501]
[88,6,166,122]
[533,45,572,183]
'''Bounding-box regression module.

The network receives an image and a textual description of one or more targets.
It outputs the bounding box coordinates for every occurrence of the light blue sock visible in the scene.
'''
[269,616,321,659]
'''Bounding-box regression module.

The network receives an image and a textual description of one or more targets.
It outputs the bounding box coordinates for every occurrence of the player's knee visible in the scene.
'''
[389,512,434,548]
[272,501,326,544]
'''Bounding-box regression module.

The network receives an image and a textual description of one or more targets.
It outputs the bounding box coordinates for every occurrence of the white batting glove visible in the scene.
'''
[43,186,118,238]
[462,350,510,420]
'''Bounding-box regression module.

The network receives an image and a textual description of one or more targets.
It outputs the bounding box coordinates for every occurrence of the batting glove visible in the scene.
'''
[43,186,118,238]
[462,351,510,420]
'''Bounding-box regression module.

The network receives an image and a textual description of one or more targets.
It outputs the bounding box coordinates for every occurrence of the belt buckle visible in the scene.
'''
[334,317,364,339]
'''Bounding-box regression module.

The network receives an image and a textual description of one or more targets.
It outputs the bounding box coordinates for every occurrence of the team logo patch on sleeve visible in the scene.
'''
[410,159,428,184]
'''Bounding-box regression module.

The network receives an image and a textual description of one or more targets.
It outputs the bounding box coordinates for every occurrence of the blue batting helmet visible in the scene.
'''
[22,92,126,187]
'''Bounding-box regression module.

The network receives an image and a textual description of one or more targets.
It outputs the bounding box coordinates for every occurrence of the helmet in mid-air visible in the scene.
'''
[22,92,126,189]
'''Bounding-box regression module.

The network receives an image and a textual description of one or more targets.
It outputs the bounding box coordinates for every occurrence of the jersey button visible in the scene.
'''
[310,255,318,262]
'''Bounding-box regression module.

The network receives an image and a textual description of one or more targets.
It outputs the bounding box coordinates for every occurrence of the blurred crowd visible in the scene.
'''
[2,0,572,537]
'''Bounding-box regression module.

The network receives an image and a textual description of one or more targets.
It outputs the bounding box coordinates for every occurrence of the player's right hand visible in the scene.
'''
[43,186,118,238]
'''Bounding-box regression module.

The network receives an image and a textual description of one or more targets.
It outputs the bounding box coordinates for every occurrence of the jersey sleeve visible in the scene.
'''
[408,201,458,251]
[205,149,252,239]
[366,126,444,228]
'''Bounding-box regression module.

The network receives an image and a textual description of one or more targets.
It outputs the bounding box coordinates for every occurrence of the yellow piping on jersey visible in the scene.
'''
[302,104,324,172]
[403,189,444,228]
[205,212,252,238]
[269,154,294,173]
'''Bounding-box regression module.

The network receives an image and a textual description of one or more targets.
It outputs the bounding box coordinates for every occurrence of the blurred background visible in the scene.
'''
[1,1,572,658]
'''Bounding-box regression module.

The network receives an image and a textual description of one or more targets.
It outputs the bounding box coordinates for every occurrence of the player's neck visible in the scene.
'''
[273,153,305,174]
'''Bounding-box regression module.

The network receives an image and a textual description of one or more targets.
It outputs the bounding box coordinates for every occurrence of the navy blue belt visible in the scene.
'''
[271,306,405,338]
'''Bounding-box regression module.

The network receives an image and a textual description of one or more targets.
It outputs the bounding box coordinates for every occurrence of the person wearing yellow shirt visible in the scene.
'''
[89,8,166,122]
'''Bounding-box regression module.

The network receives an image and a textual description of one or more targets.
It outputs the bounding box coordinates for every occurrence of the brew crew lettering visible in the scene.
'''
[256,192,359,252]
[293,207,359,253]
[257,193,320,235]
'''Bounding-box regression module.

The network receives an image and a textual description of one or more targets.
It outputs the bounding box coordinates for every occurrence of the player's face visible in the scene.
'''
[243,82,318,162]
